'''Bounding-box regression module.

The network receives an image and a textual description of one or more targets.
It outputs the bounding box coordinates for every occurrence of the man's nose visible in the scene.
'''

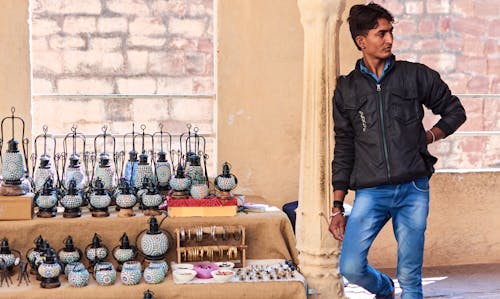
[385,33,393,44]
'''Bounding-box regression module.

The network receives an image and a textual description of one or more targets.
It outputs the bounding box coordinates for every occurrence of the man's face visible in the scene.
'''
[357,18,393,60]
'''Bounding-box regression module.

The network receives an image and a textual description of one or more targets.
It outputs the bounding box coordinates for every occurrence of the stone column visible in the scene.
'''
[295,0,346,298]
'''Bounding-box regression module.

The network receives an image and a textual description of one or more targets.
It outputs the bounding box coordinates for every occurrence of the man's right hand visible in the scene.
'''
[329,211,346,241]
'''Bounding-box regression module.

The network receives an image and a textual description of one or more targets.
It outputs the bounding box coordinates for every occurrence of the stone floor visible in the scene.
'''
[344,263,500,299]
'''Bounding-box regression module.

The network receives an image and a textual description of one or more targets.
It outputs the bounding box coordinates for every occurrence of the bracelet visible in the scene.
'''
[428,129,436,143]
[330,211,345,218]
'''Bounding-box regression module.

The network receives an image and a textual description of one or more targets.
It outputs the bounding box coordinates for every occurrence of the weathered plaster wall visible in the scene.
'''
[217,0,360,208]
[0,0,31,139]
[217,0,304,207]
[367,172,500,267]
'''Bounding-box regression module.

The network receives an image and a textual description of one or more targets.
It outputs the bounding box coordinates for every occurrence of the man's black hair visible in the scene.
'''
[348,2,394,50]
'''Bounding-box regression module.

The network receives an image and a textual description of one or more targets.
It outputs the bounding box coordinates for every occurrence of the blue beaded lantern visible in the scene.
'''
[112,233,137,272]
[38,247,62,289]
[92,126,117,192]
[34,177,58,218]
[31,125,57,193]
[89,177,111,217]
[26,235,45,275]
[85,233,109,269]
[61,125,87,192]
[214,162,238,199]
[0,107,29,189]
[135,215,171,261]
[153,124,172,192]
[57,236,82,267]
[59,178,83,218]
[133,125,155,190]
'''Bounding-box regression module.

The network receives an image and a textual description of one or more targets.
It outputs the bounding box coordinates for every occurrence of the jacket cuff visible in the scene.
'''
[333,181,349,192]
[434,120,454,137]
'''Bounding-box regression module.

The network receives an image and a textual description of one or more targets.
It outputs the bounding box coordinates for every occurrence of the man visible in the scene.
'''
[329,3,466,299]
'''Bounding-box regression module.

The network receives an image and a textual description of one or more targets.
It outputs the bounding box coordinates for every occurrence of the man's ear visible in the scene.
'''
[355,35,365,49]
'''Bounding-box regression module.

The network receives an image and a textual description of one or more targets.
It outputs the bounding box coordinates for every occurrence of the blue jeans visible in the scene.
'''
[339,177,430,299]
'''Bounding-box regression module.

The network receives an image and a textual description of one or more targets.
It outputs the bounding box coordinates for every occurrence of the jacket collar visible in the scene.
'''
[355,54,396,75]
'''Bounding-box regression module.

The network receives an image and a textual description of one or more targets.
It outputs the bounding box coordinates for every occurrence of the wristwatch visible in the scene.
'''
[333,200,345,213]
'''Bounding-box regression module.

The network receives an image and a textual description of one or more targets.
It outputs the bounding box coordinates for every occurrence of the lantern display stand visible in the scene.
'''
[175,225,247,268]
[0,193,34,220]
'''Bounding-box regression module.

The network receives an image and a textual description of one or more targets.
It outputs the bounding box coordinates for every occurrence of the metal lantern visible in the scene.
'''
[140,177,163,216]
[123,123,139,189]
[152,124,172,193]
[92,126,117,192]
[112,233,137,272]
[57,236,82,267]
[26,235,45,275]
[133,125,155,190]
[34,177,58,218]
[59,178,83,218]
[61,125,87,192]
[185,153,205,184]
[215,162,238,199]
[115,177,137,217]
[135,215,171,262]
[88,177,111,217]
[0,107,29,194]
[169,163,191,199]
[38,247,62,289]
[0,237,21,274]
[85,233,109,270]
[31,125,57,193]
[179,124,209,184]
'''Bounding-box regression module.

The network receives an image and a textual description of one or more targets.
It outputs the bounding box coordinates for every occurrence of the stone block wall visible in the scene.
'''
[30,0,215,172]
[371,0,499,169]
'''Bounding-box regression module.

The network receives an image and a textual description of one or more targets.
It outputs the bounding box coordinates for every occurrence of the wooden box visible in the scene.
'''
[167,197,238,218]
[0,193,34,220]
[168,205,237,218]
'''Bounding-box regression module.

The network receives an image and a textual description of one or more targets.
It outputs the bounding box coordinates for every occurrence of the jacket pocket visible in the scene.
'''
[391,88,421,125]
[343,95,375,135]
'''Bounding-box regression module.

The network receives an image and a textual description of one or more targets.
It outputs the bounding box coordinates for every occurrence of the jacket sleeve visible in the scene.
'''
[332,80,355,191]
[420,66,467,136]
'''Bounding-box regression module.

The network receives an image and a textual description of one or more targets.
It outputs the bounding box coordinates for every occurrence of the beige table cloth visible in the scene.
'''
[0,207,303,298]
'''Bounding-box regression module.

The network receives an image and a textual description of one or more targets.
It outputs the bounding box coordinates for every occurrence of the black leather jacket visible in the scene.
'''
[332,56,466,191]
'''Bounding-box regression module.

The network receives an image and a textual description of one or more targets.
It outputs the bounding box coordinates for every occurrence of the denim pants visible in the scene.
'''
[339,177,430,299]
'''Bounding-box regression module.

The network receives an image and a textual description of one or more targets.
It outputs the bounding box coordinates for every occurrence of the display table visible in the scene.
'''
[0,202,303,298]
[1,259,306,299]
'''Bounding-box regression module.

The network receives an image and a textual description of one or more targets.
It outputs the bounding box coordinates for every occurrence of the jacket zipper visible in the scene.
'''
[377,83,392,182]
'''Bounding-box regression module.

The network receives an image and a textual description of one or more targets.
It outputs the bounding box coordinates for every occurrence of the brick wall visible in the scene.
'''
[370,0,500,169]
[30,0,215,171]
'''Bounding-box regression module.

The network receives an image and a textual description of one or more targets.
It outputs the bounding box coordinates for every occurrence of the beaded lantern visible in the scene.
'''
[0,107,30,194]
[92,126,117,192]
[31,125,57,193]
[135,216,172,263]
[214,162,238,199]
[61,125,88,192]
[152,124,172,193]
[133,125,155,190]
